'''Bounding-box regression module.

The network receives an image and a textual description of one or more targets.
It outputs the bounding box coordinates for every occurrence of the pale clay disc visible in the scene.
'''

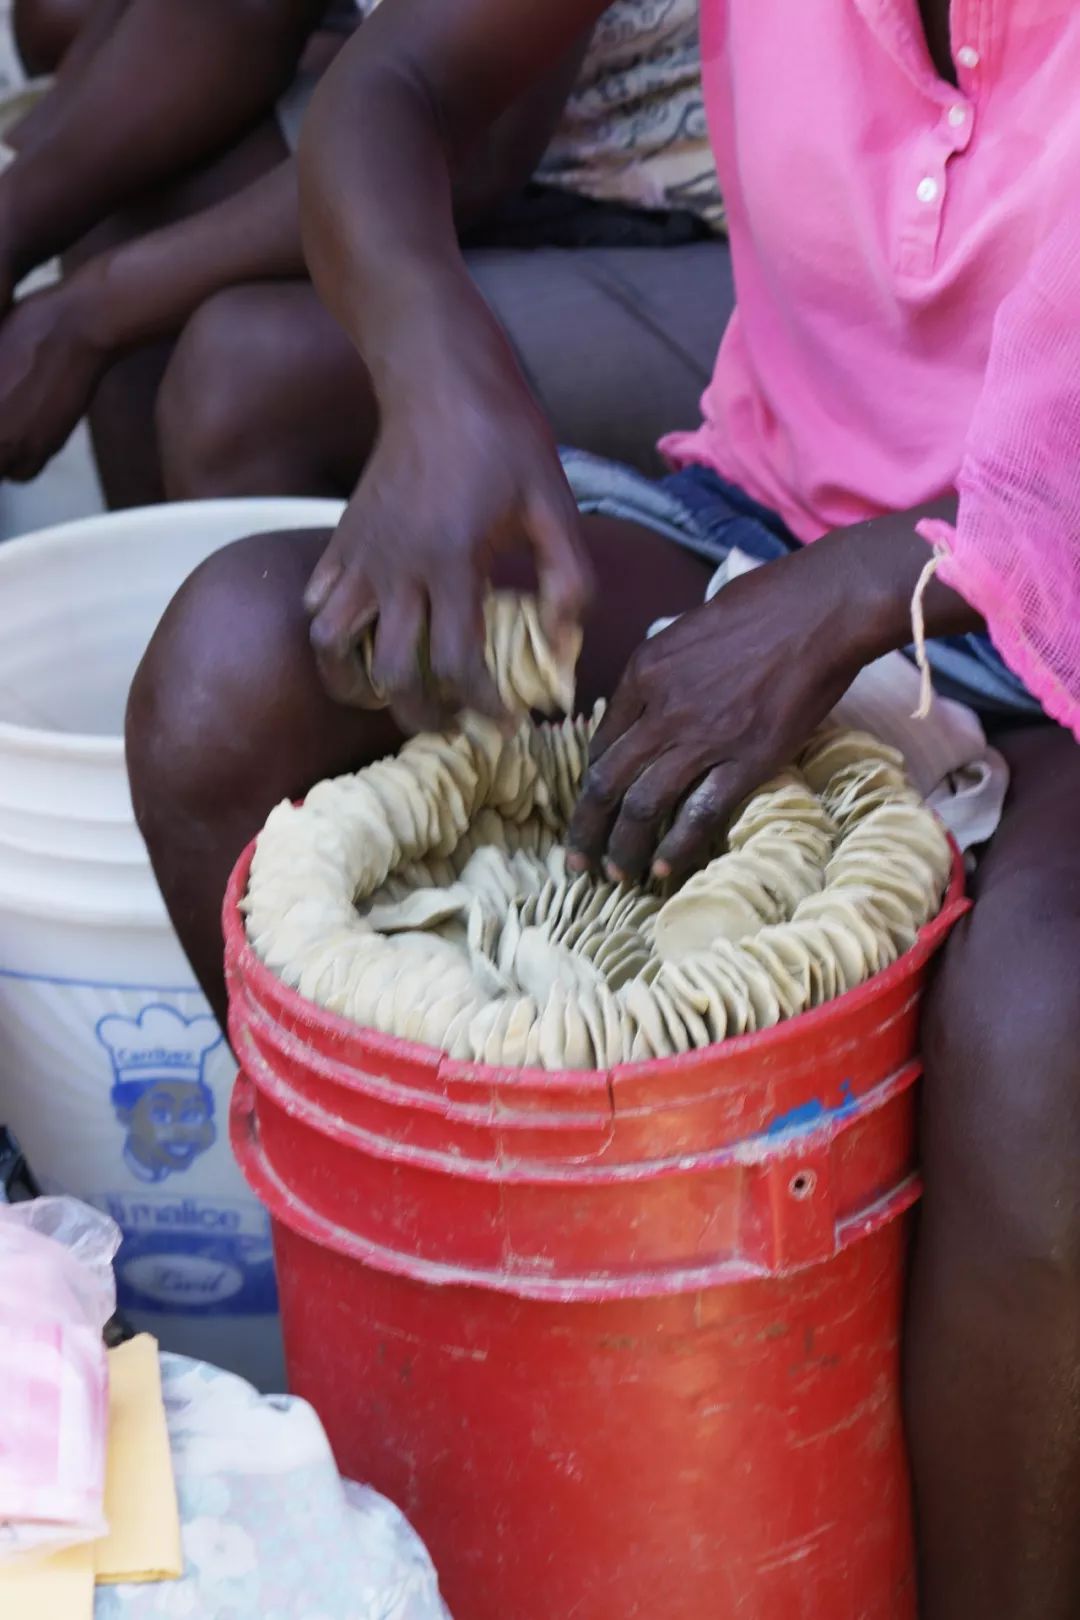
[246,631,950,1073]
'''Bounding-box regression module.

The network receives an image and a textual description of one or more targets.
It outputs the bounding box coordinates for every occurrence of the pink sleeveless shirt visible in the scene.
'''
[661,0,1080,546]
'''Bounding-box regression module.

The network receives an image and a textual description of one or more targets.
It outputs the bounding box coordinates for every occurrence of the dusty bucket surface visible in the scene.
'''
[227,835,967,1619]
[0,498,343,1387]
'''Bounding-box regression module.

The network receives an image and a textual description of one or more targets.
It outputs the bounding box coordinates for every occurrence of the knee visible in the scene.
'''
[126,527,329,850]
[12,0,96,75]
[157,290,273,499]
[923,867,1080,1278]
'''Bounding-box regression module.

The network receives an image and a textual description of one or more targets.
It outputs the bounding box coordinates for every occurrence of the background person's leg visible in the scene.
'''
[125,515,712,1026]
[155,237,735,501]
[27,5,347,507]
[157,279,375,500]
[908,722,1080,1620]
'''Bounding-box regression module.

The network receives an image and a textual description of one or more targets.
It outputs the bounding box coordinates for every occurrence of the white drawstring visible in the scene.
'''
[910,547,946,719]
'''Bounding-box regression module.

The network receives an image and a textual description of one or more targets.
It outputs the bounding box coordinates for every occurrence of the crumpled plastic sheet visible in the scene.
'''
[96,1353,452,1620]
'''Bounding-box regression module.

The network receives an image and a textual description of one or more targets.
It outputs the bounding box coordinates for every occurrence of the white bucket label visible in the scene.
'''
[96,1189,277,1315]
[0,969,278,1320]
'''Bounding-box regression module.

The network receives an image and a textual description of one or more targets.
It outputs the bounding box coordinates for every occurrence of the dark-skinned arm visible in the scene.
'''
[296,0,976,875]
[566,499,983,884]
[298,0,607,731]
[0,26,587,484]
[0,0,327,303]
[0,157,302,482]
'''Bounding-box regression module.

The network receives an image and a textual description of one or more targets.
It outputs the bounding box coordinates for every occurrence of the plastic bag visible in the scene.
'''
[95,1352,452,1620]
[0,1197,120,1561]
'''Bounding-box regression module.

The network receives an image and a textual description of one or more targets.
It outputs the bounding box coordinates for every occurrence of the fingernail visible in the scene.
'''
[604,860,625,883]
[566,851,588,873]
[652,859,671,880]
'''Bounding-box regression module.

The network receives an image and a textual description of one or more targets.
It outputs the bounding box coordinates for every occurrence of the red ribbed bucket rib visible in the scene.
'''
[226,838,967,1620]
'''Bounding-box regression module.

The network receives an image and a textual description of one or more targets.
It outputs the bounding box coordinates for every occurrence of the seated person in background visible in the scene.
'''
[0,0,729,505]
[125,2,1080,1617]
[1,0,339,503]
[11,0,348,77]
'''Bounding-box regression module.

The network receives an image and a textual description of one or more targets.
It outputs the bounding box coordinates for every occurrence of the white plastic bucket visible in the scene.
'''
[0,498,344,1388]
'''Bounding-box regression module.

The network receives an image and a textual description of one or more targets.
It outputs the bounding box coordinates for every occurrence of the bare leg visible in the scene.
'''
[908,723,1080,1619]
[126,517,712,1026]
[157,280,376,500]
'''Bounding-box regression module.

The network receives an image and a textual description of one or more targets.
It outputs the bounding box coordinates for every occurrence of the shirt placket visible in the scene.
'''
[857,1,997,281]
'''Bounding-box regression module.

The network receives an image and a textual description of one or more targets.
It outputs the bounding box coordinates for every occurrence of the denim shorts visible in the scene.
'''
[560,447,1043,722]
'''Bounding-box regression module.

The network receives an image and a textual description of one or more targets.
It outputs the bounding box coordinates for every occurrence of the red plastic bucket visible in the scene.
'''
[226,840,966,1620]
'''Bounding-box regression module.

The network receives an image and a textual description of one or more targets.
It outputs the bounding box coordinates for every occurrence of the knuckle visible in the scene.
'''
[626,646,651,682]
[308,617,343,661]
[581,769,619,812]
[685,792,723,830]
[621,786,663,824]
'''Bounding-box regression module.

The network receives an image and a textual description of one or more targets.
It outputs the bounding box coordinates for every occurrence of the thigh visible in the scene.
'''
[466,239,734,475]
[974,722,1080,898]
[909,718,1080,1620]
[158,280,377,497]
[922,721,1080,1213]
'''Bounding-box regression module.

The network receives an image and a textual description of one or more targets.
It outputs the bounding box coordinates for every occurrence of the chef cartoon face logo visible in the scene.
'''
[97,1006,222,1184]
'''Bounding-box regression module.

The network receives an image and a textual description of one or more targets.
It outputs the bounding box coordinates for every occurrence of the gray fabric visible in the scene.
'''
[466,240,733,476]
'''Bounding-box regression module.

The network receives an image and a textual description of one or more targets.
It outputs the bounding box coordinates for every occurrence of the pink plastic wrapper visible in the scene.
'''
[0,1198,120,1560]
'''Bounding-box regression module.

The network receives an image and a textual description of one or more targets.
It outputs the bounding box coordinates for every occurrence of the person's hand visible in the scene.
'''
[568,543,875,884]
[0,277,107,482]
[304,321,591,733]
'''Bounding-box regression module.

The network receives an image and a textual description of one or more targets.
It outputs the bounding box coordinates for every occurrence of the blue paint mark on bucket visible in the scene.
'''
[765,1080,857,1137]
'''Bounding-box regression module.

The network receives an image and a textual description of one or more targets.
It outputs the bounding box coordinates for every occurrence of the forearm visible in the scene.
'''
[299,0,604,399]
[451,40,588,230]
[300,49,501,403]
[849,498,983,647]
[804,499,983,667]
[66,159,303,354]
[0,0,323,279]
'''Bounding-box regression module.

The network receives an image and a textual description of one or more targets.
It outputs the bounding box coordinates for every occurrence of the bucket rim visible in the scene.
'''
[0,497,346,756]
[0,720,124,761]
[0,882,166,924]
[224,832,968,1089]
